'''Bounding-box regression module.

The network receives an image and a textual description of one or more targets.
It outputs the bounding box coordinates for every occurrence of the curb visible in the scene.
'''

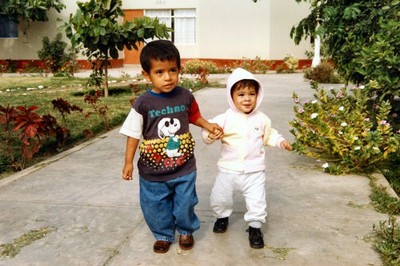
[371,172,399,199]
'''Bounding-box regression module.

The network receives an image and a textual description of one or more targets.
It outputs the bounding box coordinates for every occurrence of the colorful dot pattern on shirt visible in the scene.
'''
[139,133,195,170]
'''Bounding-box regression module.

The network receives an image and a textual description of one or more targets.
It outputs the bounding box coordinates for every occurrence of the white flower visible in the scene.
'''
[310,113,318,119]
[359,85,365,89]
[312,100,318,104]
[339,131,343,135]
[354,137,359,140]
[338,106,345,111]
[354,146,361,150]
[341,122,348,127]
[322,163,329,169]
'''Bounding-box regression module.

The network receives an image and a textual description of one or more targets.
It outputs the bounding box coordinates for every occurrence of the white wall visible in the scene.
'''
[197,0,270,59]
[269,0,311,60]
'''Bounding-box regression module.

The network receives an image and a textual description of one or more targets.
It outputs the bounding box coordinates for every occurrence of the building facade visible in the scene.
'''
[0,0,312,69]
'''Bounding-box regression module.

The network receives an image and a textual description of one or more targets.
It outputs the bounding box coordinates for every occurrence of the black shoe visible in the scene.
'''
[213,217,229,233]
[247,226,264,249]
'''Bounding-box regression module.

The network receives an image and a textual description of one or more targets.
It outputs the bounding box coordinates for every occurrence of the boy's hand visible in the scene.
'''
[122,163,134,180]
[208,129,223,140]
[207,123,224,139]
[280,140,293,151]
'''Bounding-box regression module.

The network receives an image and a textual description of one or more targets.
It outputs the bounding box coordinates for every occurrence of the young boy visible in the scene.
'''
[202,68,292,249]
[120,40,223,253]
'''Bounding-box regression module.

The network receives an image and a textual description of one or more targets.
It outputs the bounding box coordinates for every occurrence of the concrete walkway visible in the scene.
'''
[0,71,391,265]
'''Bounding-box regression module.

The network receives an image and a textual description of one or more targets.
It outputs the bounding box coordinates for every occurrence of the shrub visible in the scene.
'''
[5,59,17,72]
[290,82,399,175]
[232,56,272,74]
[84,90,110,129]
[0,104,66,169]
[37,33,73,73]
[283,54,299,73]
[182,60,217,85]
[275,55,299,74]
[182,60,219,74]
[291,1,400,132]
[304,61,342,84]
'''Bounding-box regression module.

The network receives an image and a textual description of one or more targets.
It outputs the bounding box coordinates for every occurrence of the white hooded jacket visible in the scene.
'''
[202,68,284,173]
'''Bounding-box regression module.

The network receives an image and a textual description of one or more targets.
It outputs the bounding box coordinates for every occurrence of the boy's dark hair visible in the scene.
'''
[231,79,260,97]
[140,40,181,73]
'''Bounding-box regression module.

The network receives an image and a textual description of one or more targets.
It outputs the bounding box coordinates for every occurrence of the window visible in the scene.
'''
[0,13,18,38]
[145,9,196,44]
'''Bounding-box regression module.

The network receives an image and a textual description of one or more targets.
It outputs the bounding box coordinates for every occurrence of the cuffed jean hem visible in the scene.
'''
[156,237,174,242]
[177,230,195,236]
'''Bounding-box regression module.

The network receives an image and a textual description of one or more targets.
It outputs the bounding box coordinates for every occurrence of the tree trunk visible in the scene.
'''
[104,56,109,97]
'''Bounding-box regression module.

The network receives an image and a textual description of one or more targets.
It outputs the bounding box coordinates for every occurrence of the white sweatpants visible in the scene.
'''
[210,169,267,225]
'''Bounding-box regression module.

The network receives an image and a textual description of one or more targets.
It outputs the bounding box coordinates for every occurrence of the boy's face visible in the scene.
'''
[231,86,257,114]
[142,59,180,94]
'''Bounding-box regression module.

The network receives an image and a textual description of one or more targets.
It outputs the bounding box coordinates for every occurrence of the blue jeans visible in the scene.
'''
[139,171,200,242]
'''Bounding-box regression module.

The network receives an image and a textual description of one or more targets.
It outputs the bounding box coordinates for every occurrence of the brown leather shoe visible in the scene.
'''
[179,234,194,250]
[153,240,171,253]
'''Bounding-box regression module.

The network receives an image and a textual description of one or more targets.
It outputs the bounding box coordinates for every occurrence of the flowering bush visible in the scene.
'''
[182,60,219,74]
[290,82,400,175]
[303,61,342,84]
[283,54,299,73]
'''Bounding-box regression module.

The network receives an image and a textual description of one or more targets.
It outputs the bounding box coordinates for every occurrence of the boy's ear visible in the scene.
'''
[142,70,151,82]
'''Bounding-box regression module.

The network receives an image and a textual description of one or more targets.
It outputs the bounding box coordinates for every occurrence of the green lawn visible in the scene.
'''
[0,75,136,178]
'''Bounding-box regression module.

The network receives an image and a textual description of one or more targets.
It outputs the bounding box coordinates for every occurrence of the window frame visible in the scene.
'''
[144,8,196,45]
[0,8,19,39]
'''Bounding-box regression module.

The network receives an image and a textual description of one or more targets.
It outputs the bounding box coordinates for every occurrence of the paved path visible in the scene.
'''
[0,72,390,265]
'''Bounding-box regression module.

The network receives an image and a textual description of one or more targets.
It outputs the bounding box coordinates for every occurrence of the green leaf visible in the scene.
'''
[110,46,119,59]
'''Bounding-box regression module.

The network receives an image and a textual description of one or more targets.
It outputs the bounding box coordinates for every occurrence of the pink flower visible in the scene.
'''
[380,120,390,126]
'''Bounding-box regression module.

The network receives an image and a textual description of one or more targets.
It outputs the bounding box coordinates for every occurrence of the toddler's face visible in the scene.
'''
[142,59,180,94]
[231,86,257,114]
